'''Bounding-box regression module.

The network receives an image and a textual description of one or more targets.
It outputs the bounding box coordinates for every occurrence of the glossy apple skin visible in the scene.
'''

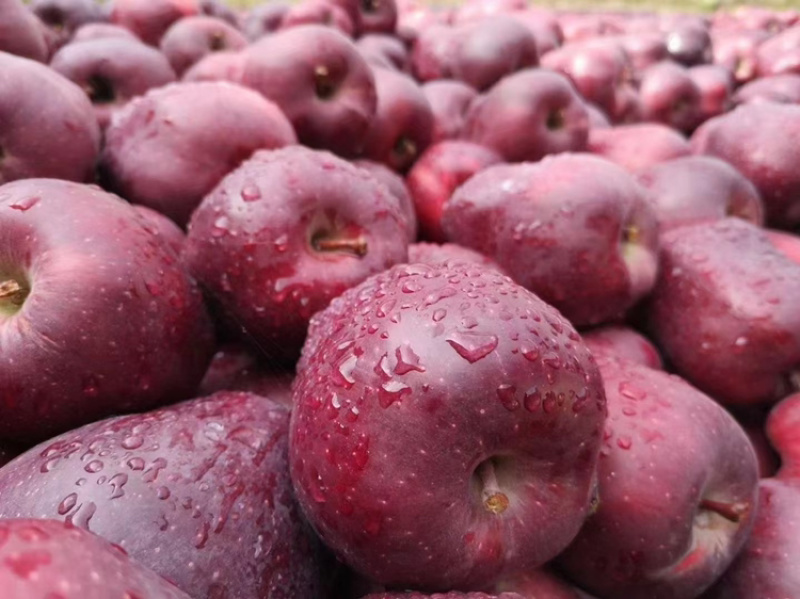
[407,242,505,273]
[327,0,397,35]
[132,204,186,256]
[0,0,49,62]
[766,228,800,265]
[0,392,323,599]
[588,123,691,173]
[691,102,800,228]
[465,68,589,163]
[159,15,247,76]
[110,0,200,46]
[0,179,215,444]
[441,154,659,328]
[688,64,734,123]
[558,356,759,599]
[636,155,764,233]
[421,80,479,144]
[582,325,663,370]
[290,261,607,591]
[407,140,504,242]
[733,74,800,106]
[648,218,800,406]
[242,25,377,157]
[638,61,703,134]
[0,52,100,185]
[101,80,297,227]
[361,67,434,173]
[756,25,800,77]
[184,146,409,363]
[0,519,192,599]
[353,159,418,242]
[49,37,177,129]
[356,34,410,72]
[181,48,245,83]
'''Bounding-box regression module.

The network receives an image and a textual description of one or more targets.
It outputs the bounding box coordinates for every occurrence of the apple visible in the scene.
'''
[132,204,187,257]
[636,155,764,232]
[407,242,505,272]
[181,48,245,83]
[0,178,215,443]
[356,34,410,72]
[31,0,106,38]
[0,519,192,598]
[72,22,140,42]
[0,391,324,599]
[410,23,458,83]
[638,60,703,133]
[495,568,598,598]
[0,51,100,185]
[102,80,297,226]
[587,122,692,173]
[661,16,712,66]
[582,325,663,370]
[197,0,239,25]
[241,24,378,157]
[290,260,606,591]
[361,67,434,173]
[421,80,479,144]
[514,8,564,56]
[756,24,800,77]
[584,103,612,128]
[733,73,800,105]
[352,159,418,242]
[49,37,177,129]
[710,28,769,85]
[241,2,288,41]
[159,15,248,76]
[183,145,409,363]
[689,63,735,122]
[281,0,356,38]
[615,32,669,75]
[557,356,759,599]
[441,153,659,328]
[766,228,800,265]
[406,140,504,242]
[110,0,200,46]
[464,68,590,163]
[691,102,800,229]
[327,0,398,36]
[0,0,49,62]
[648,218,800,406]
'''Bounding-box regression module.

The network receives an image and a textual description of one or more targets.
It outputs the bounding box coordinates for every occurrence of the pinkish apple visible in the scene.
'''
[421,80,479,144]
[159,15,247,76]
[587,122,691,173]
[0,0,49,61]
[407,242,505,272]
[582,325,663,370]
[110,0,200,45]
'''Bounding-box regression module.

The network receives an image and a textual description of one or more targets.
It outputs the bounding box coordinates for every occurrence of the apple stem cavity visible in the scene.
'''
[700,498,749,524]
[546,109,565,131]
[312,233,368,257]
[314,65,337,100]
[84,75,116,105]
[0,278,28,315]
[475,458,510,515]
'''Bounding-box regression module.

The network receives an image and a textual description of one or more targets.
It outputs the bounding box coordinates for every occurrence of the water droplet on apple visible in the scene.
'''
[496,384,519,411]
[142,458,168,483]
[422,286,458,307]
[66,500,97,530]
[156,486,171,500]
[212,216,229,237]
[542,352,562,369]
[9,196,40,212]
[521,347,540,362]
[82,376,100,397]
[394,344,425,374]
[618,381,647,401]
[240,184,261,202]
[524,387,542,411]
[401,280,421,293]
[195,521,210,549]
[121,435,144,450]
[127,457,145,471]
[432,309,447,322]
[446,331,498,363]
[336,354,358,388]
[617,436,633,450]
[542,392,557,413]
[84,460,104,473]
[57,493,78,515]
[40,458,59,473]
[108,473,128,500]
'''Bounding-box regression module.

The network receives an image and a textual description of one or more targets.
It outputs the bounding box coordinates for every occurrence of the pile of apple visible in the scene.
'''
[2,0,800,597]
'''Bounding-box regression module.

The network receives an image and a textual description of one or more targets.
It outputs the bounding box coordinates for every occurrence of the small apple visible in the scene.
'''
[159,15,247,76]
[587,122,691,173]
[110,0,200,46]
[421,79,479,144]
[582,325,663,370]
[0,0,49,62]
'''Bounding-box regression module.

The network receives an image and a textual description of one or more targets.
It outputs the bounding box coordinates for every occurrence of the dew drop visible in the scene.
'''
[121,436,144,450]
[9,196,40,212]
[240,184,261,202]
[127,457,145,471]
[446,331,498,363]
[84,460,104,474]
[57,493,78,516]
[496,384,519,411]
[524,387,542,411]
[618,381,647,401]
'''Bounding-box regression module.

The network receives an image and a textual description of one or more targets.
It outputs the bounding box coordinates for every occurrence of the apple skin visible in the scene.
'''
[159,15,247,76]
[587,123,691,173]
[353,159,418,242]
[101,80,297,227]
[422,80,479,144]
[441,153,659,328]
[582,325,663,370]
[32,0,106,40]
[361,67,434,173]
[281,0,356,38]
[181,48,245,83]
[49,37,177,129]
[327,0,398,36]
[132,204,187,257]
[0,391,324,599]
[733,74,800,105]
[0,519,193,599]
[756,25,800,77]
[557,356,759,599]
[72,22,140,42]
[0,0,49,62]
[638,61,703,134]
[110,0,200,46]
[0,52,100,185]
[357,34,410,73]
[241,24,378,157]
[661,17,712,66]
[710,29,769,85]
[636,155,764,233]
[766,228,800,265]
[0,179,215,444]
[648,218,800,406]
[495,568,598,599]
[464,68,590,163]
[241,2,288,41]
[407,140,504,243]
[691,102,800,229]
[184,145,409,364]
[290,260,607,591]
[407,242,506,273]
[363,593,524,599]
[688,64,734,123]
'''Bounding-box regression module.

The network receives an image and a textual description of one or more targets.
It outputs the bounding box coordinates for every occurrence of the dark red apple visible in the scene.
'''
[410,23,458,82]
[638,60,703,133]
[0,392,324,599]
[557,356,759,599]
[72,22,140,42]
[582,325,663,370]
[636,155,764,232]
[464,68,590,163]
[733,73,800,105]
[0,179,215,443]
[356,34,409,72]
[327,0,398,35]
[406,140,503,242]
[615,32,669,75]
[184,145,409,363]
[0,0,49,62]
[0,51,100,185]
[353,159,418,242]
[110,0,200,46]
[290,260,607,591]
[756,24,800,77]
[32,0,106,38]
[691,102,800,228]
[101,80,296,226]
[441,153,659,328]
[361,67,433,173]
[0,519,192,598]
[181,48,245,83]
[587,122,692,173]
[648,218,800,406]
[689,63,735,122]
[159,15,247,76]
[280,0,355,38]
[241,2,288,41]
[407,242,505,272]
[710,28,768,85]
[421,80,479,144]
[49,37,177,128]
[241,24,377,157]
[661,16,712,66]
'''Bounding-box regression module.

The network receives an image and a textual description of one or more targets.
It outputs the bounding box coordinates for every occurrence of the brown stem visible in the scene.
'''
[313,236,368,257]
[475,459,509,515]
[0,280,24,305]
[700,498,749,524]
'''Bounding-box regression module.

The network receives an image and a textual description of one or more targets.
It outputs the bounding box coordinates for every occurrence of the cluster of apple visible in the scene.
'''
[1,0,800,597]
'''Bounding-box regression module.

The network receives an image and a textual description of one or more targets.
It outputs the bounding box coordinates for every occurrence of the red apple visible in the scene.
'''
[421,80,479,144]
[353,159,418,242]
[159,15,247,76]
[733,73,800,105]
[181,48,245,83]
[110,0,200,46]
[638,60,703,133]
[241,2,288,41]
[587,122,691,173]
[689,63,735,122]
[290,260,607,591]
[281,0,355,37]
[72,22,140,42]
[0,0,49,62]
[582,325,663,370]
[407,241,505,272]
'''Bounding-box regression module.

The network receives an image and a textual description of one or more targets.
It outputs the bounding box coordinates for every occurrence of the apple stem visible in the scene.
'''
[700,498,749,523]
[0,280,24,305]
[475,459,509,515]
[313,236,368,257]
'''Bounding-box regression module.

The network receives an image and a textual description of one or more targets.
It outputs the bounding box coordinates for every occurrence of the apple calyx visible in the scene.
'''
[314,65,337,100]
[0,278,28,315]
[699,498,750,524]
[362,0,380,12]
[392,136,418,165]
[209,32,226,52]
[546,109,565,131]
[311,231,368,257]
[474,458,510,515]
[84,75,116,105]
